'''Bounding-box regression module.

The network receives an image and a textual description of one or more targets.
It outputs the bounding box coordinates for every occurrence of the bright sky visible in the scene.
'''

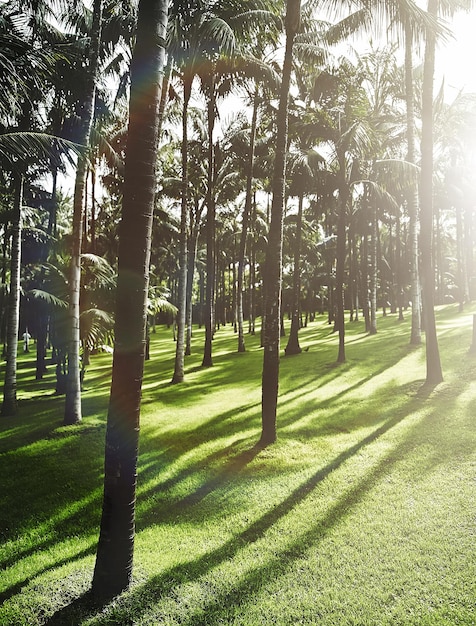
[438,10,476,97]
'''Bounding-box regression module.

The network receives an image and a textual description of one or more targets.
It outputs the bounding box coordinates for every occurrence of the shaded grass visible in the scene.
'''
[0,306,475,625]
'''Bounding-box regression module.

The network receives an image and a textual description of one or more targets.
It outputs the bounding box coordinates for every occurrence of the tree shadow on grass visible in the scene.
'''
[137,440,264,528]
[43,371,466,625]
[78,407,413,625]
[0,544,96,606]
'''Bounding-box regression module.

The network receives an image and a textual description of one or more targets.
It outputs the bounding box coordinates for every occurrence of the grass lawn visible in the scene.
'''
[0,305,475,625]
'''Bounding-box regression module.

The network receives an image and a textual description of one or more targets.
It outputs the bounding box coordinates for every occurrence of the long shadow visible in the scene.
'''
[138,441,263,529]
[179,405,441,625]
[0,544,96,605]
[70,405,414,625]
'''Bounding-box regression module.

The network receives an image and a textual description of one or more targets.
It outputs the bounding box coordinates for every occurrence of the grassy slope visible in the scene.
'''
[0,306,475,625]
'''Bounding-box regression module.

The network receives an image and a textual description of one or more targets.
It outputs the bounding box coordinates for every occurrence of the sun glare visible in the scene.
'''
[439,11,476,96]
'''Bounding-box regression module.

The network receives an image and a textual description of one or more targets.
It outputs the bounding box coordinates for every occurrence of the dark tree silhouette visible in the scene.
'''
[92,0,168,599]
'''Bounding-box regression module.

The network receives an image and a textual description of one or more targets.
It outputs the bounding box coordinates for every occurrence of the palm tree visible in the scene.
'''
[92,0,168,600]
[63,0,104,425]
[419,0,443,385]
[261,0,300,446]
[404,17,422,345]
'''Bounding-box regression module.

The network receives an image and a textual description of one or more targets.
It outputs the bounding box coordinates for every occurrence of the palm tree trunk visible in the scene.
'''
[202,75,216,367]
[369,195,378,335]
[172,79,191,383]
[261,0,300,445]
[237,90,259,352]
[285,193,303,354]
[335,157,348,362]
[92,0,168,600]
[405,18,422,344]
[64,0,103,425]
[420,0,443,384]
[185,215,200,356]
[2,174,23,417]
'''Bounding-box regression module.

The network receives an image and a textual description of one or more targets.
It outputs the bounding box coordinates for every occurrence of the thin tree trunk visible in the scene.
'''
[405,17,422,344]
[2,174,23,416]
[202,76,216,367]
[369,195,378,335]
[92,0,167,600]
[172,79,191,383]
[420,0,443,384]
[285,193,303,354]
[64,0,103,425]
[261,0,300,445]
[237,90,258,352]
[335,156,348,361]
[185,214,200,356]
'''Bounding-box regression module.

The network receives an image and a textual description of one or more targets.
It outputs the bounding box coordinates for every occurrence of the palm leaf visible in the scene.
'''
[0,132,82,166]
[28,288,68,309]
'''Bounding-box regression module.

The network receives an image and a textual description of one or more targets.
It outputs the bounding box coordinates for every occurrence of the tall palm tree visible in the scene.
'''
[404,17,422,345]
[92,0,168,600]
[419,0,443,385]
[261,0,300,446]
[63,0,104,425]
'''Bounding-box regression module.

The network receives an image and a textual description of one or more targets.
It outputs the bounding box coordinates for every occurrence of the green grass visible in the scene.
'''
[1,306,475,625]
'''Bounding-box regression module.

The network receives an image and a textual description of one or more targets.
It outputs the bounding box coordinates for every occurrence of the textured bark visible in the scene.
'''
[64,0,103,425]
[2,175,23,416]
[420,0,443,384]
[92,0,168,599]
[261,0,300,445]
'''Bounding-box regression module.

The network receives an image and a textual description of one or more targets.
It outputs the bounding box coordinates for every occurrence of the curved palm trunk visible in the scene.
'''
[237,90,259,352]
[420,0,443,385]
[2,174,23,417]
[285,193,303,354]
[172,79,191,383]
[405,18,422,344]
[64,0,103,425]
[261,0,300,445]
[202,76,216,368]
[92,0,168,599]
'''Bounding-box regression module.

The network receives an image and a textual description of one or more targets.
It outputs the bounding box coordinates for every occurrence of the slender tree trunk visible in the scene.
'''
[92,0,168,599]
[185,215,200,356]
[64,0,103,425]
[261,0,300,445]
[2,174,23,416]
[202,77,216,367]
[405,18,422,344]
[335,157,348,362]
[285,193,303,354]
[172,79,191,383]
[237,91,259,352]
[369,196,378,335]
[396,208,405,321]
[420,0,443,384]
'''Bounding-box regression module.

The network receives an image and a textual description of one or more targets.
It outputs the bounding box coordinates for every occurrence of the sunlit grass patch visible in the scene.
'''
[0,305,475,625]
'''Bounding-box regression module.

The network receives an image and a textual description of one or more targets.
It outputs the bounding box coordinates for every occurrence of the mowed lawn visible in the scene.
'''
[0,305,475,625]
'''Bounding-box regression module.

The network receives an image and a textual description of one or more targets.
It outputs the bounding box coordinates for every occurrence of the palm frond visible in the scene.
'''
[28,288,68,308]
[0,132,82,167]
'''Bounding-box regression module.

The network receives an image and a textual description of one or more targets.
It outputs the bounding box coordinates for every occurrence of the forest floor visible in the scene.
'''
[0,304,475,625]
